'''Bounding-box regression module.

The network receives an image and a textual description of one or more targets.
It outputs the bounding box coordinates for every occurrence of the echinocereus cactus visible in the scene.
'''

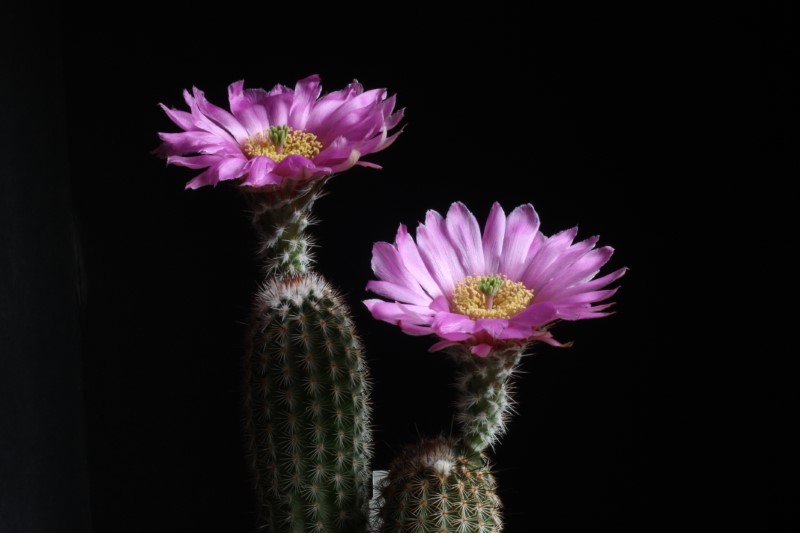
[366,201,624,531]
[157,74,403,532]
[376,437,502,533]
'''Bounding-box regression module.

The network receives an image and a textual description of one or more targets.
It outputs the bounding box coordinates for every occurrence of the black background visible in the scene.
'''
[2,2,794,533]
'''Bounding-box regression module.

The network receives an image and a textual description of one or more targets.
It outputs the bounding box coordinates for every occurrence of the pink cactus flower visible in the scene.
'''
[365,202,625,356]
[156,74,403,189]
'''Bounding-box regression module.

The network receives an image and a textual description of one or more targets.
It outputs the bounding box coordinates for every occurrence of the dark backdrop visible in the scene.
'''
[3,2,751,532]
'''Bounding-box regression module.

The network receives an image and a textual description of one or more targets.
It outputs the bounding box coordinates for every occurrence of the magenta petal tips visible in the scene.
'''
[364,202,626,356]
[156,75,404,189]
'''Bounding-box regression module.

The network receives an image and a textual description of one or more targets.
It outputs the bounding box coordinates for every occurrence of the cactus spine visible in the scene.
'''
[242,181,372,532]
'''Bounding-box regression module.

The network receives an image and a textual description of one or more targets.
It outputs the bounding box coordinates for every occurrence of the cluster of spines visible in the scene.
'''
[376,437,502,533]
[244,274,372,532]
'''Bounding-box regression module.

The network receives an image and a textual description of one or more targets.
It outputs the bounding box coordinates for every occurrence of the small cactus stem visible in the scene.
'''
[242,177,329,277]
[449,345,525,461]
[377,437,503,533]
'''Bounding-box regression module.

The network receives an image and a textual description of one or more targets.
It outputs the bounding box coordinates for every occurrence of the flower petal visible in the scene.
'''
[185,157,247,189]
[417,210,466,296]
[367,280,431,307]
[510,302,559,328]
[499,203,541,281]
[445,202,486,276]
[240,156,278,187]
[192,87,248,143]
[561,267,627,297]
[159,104,195,130]
[473,318,510,338]
[364,299,435,325]
[431,313,475,334]
[522,227,579,291]
[395,225,442,300]
[228,81,271,136]
[288,74,321,129]
[470,344,493,357]
[482,202,506,274]
[369,242,431,305]
[537,246,615,299]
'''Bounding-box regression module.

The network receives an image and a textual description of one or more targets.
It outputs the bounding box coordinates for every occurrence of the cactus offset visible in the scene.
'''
[377,437,502,533]
[242,181,372,532]
[376,346,523,532]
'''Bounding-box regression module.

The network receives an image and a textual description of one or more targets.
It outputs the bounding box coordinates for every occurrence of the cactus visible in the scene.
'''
[242,181,372,532]
[450,346,524,461]
[375,347,522,533]
[376,436,502,533]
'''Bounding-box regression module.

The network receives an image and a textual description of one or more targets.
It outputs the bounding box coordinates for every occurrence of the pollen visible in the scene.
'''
[243,125,323,162]
[452,274,533,319]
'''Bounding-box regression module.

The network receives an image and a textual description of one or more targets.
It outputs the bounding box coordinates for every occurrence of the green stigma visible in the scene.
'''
[477,275,503,297]
[268,125,290,149]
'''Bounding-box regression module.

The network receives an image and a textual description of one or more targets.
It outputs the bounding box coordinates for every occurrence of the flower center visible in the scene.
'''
[243,125,323,162]
[452,274,534,319]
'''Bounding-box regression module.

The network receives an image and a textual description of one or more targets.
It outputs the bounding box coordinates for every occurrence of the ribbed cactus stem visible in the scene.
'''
[377,437,503,533]
[241,178,373,532]
[451,346,524,460]
[244,274,372,532]
[244,179,326,276]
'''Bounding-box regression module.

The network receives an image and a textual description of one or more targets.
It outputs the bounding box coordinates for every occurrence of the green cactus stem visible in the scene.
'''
[243,179,326,277]
[241,179,372,532]
[450,346,524,461]
[376,436,502,533]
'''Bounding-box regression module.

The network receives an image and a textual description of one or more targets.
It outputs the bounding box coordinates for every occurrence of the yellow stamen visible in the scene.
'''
[243,126,323,162]
[452,274,533,319]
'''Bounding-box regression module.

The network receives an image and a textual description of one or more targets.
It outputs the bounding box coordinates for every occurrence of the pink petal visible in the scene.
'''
[240,156,277,187]
[228,81,271,136]
[417,210,466,296]
[288,74,321,129]
[167,154,219,169]
[530,235,602,298]
[262,92,293,129]
[159,104,195,130]
[510,302,559,328]
[430,296,451,312]
[482,202,506,274]
[470,344,493,357]
[363,299,435,325]
[370,242,431,305]
[192,87,248,143]
[366,280,431,307]
[156,131,239,158]
[537,246,615,299]
[445,202,486,276]
[561,267,627,297]
[473,318,510,338]
[395,225,442,299]
[272,154,329,180]
[185,157,247,189]
[521,227,579,291]
[429,340,462,352]
[311,89,385,143]
[369,126,405,154]
[499,204,541,281]
[184,89,237,144]
[399,322,435,336]
[431,312,475,334]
